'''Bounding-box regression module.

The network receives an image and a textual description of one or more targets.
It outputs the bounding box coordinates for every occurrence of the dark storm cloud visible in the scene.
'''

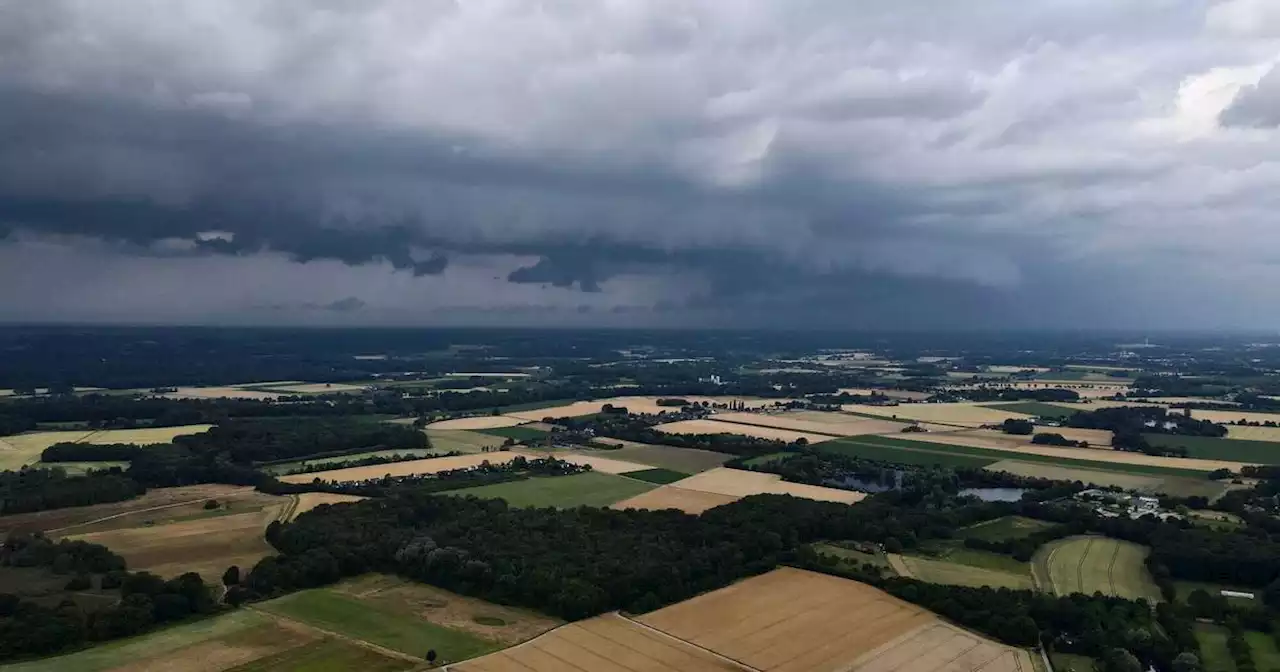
[1,0,1279,327]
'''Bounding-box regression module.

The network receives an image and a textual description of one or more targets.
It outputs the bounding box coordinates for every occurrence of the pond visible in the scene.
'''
[958,487,1028,502]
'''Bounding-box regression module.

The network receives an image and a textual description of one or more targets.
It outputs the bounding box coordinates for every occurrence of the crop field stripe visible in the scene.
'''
[1144,433,1280,463]
[708,416,847,438]
[848,435,1214,478]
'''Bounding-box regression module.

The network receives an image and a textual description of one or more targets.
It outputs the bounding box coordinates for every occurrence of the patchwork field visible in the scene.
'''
[64,502,288,581]
[279,452,523,483]
[710,411,907,437]
[0,423,212,470]
[982,459,1225,498]
[0,483,270,536]
[654,418,834,444]
[263,448,442,475]
[453,612,749,671]
[636,567,1037,672]
[1034,537,1161,601]
[661,468,864,503]
[842,402,1034,428]
[425,429,507,453]
[441,472,657,508]
[426,416,530,430]
[584,440,731,473]
[288,493,366,520]
[504,395,787,422]
[611,485,741,514]
[985,402,1081,419]
[1143,433,1280,463]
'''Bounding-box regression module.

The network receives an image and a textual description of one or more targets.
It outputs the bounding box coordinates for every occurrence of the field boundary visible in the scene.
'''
[615,613,763,672]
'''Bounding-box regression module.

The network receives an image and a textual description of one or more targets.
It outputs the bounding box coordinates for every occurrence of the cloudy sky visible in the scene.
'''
[2,0,1280,329]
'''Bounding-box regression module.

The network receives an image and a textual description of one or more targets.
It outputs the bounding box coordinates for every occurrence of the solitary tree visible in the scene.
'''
[425,649,438,665]
[222,565,240,587]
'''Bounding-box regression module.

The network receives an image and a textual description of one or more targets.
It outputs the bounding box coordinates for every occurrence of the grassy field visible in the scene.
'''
[441,471,655,508]
[959,516,1057,542]
[1035,537,1161,601]
[0,424,212,470]
[1195,623,1235,672]
[1049,652,1098,672]
[226,638,414,672]
[258,589,497,662]
[1245,631,1280,671]
[1144,433,1280,463]
[621,467,690,484]
[2,610,276,672]
[831,435,1216,479]
[424,429,506,454]
[1174,580,1261,609]
[895,553,1033,589]
[473,425,550,443]
[987,402,1082,419]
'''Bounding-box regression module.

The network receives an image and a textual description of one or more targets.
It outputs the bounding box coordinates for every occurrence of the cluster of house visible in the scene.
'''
[1073,489,1179,520]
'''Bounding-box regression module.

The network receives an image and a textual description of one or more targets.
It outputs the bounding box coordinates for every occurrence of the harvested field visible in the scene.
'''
[838,388,932,400]
[611,485,741,514]
[453,612,749,672]
[64,505,287,581]
[984,402,1081,419]
[710,411,907,437]
[441,472,655,508]
[636,567,1036,672]
[0,484,266,536]
[426,416,529,430]
[504,395,788,422]
[259,382,367,394]
[983,460,1166,491]
[654,418,834,444]
[330,574,562,648]
[921,428,1115,451]
[159,386,282,400]
[1184,408,1280,425]
[842,402,1034,427]
[583,440,730,473]
[288,493,366,520]
[425,429,506,454]
[666,468,864,504]
[279,452,522,483]
[515,450,653,474]
[891,554,1033,590]
[1035,537,1161,601]
[1226,425,1280,442]
[0,424,211,470]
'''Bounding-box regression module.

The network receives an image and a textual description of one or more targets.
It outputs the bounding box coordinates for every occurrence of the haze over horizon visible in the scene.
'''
[3,1,1280,329]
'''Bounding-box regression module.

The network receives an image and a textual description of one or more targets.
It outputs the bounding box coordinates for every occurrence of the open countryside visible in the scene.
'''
[1035,537,1162,602]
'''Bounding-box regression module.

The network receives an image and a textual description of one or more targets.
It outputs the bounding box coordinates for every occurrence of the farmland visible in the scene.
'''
[473,424,550,443]
[425,416,529,430]
[453,613,747,671]
[986,402,1082,419]
[620,467,690,484]
[504,396,787,422]
[1193,624,1234,672]
[662,467,865,503]
[262,448,440,475]
[1143,433,1280,463]
[611,484,740,514]
[0,483,263,536]
[958,516,1058,543]
[287,492,366,520]
[258,588,498,662]
[890,553,1033,590]
[708,410,906,437]
[440,471,656,508]
[1034,537,1161,601]
[636,567,1037,672]
[0,424,212,470]
[424,429,507,453]
[1226,424,1280,442]
[582,440,730,473]
[654,418,835,444]
[278,452,523,483]
[841,402,1034,427]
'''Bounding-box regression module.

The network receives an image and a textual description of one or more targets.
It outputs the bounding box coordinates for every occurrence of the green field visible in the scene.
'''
[497,399,578,413]
[1195,624,1235,672]
[830,435,1214,479]
[1245,631,1280,671]
[227,638,414,672]
[258,589,496,662]
[1144,434,1280,463]
[441,471,655,508]
[1035,536,1161,601]
[896,553,1033,590]
[958,516,1057,542]
[474,425,551,443]
[1049,653,1098,672]
[621,467,690,484]
[818,438,997,468]
[987,402,1082,419]
[1,610,273,672]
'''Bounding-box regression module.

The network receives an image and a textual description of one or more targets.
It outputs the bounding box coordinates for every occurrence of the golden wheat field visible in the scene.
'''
[666,468,864,503]
[843,402,1033,427]
[0,424,212,470]
[611,485,741,514]
[1226,425,1280,441]
[636,567,1036,672]
[654,418,834,444]
[279,452,523,483]
[158,386,284,400]
[426,415,530,430]
[453,612,748,671]
[1184,408,1280,426]
[288,493,367,520]
[711,411,907,437]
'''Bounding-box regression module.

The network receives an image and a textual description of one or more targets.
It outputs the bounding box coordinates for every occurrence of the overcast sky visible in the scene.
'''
[2,0,1280,329]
